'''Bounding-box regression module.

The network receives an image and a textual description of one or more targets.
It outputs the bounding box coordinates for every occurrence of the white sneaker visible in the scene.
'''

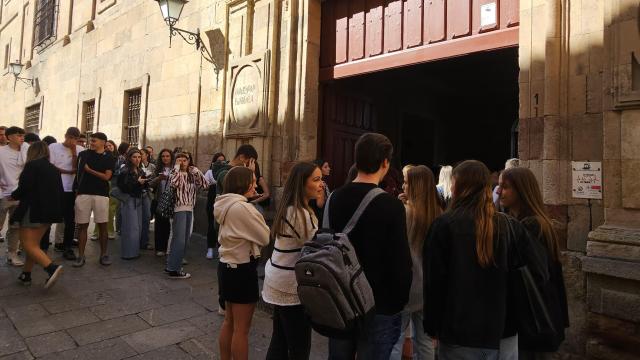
[7,253,24,267]
[206,248,214,259]
[217,307,226,316]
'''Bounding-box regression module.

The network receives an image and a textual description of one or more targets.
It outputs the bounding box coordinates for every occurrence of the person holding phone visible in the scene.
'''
[117,148,149,259]
[165,152,208,278]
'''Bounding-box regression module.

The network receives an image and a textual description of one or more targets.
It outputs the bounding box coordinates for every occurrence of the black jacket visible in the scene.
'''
[117,166,147,198]
[10,157,64,224]
[519,216,570,351]
[423,211,549,349]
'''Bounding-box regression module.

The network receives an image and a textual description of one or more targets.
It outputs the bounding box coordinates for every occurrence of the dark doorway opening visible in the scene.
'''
[320,47,519,188]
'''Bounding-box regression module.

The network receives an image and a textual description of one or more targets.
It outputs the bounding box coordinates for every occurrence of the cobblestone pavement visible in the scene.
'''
[0,226,328,359]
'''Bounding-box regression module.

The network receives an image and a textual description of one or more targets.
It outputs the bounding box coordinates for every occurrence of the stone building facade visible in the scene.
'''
[0,0,639,358]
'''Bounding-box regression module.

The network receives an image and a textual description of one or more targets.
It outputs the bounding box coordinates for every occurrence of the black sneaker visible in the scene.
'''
[63,250,77,261]
[167,270,191,279]
[18,273,31,286]
[44,265,63,289]
[54,244,64,252]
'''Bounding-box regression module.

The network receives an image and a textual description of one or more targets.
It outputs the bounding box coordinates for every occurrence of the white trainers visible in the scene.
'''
[7,253,24,267]
[206,248,214,259]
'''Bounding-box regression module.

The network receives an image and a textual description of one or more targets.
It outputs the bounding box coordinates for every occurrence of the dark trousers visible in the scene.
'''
[206,185,217,249]
[154,214,170,253]
[328,313,402,360]
[40,227,51,251]
[61,192,76,251]
[266,305,312,360]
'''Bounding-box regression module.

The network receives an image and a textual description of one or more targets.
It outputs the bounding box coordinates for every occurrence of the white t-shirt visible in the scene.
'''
[49,143,86,192]
[0,143,30,197]
[204,169,216,185]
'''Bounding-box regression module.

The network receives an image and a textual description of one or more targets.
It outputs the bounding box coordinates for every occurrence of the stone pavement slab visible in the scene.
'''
[66,314,150,346]
[38,338,137,360]
[0,230,329,359]
[24,331,76,358]
[0,318,27,357]
[138,300,208,327]
[127,345,192,360]
[121,319,205,354]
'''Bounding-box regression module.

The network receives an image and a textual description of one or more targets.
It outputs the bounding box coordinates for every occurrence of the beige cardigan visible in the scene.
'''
[214,193,270,264]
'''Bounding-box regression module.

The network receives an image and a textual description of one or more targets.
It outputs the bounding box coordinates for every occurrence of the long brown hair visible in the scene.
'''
[451,160,495,268]
[406,165,442,252]
[26,141,49,162]
[502,167,560,261]
[272,162,319,243]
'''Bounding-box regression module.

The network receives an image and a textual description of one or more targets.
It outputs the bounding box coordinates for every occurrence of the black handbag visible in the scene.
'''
[503,214,557,346]
[155,185,176,219]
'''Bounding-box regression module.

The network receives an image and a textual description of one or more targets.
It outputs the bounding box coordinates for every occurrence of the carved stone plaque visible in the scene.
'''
[225,51,270,137]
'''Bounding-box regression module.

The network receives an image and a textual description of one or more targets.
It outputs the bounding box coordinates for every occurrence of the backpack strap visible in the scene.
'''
[343,187,385,234]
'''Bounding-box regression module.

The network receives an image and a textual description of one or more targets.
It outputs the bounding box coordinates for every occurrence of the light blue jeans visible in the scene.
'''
[390,310,434,360]
[120,197,142,259]
[140,194,151,248]
[166,211,192,272]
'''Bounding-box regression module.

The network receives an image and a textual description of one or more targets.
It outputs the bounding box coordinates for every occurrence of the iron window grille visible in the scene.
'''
[34,0,58,52]
[25,104,41,134]
[84,100,96,141]
[125,90,142,148]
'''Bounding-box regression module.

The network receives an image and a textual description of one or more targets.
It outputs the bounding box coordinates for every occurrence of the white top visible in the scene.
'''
[0,143,30,197]
[204,169,216,185]
[49,143,86,192]
[263,207,318,306]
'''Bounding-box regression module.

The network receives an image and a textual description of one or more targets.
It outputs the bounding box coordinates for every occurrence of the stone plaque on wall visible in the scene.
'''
[225,51,270,138]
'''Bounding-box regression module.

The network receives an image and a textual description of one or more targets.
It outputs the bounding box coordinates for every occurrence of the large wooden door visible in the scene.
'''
[320,84,377,189]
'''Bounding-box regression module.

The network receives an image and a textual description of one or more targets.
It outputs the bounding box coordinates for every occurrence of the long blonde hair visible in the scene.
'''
[406,166,442,252]
[502,167,560,261]
[438,165,453,201]
[450,160,495,268]
[26,141,49,163]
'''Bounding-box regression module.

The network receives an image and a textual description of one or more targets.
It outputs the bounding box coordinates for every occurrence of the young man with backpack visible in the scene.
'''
[213,144,258,195]
[321,133,413,359]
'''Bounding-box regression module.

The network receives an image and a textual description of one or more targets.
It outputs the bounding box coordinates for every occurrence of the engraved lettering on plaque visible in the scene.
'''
[231,65,261,128]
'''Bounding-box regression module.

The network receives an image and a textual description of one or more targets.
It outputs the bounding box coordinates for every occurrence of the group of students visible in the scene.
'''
[212,132,568,360]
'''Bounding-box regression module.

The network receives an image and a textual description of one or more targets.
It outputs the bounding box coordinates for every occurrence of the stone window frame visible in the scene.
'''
[24,103,41,134]
[33,0,59,53]
[82,99,96,141]
[123,88,142,148]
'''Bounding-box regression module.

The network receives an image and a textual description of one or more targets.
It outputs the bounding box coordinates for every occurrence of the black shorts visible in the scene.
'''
[217,258,259,304]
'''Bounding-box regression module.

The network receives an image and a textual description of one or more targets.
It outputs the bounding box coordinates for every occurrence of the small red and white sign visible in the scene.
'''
[572,161,603,199]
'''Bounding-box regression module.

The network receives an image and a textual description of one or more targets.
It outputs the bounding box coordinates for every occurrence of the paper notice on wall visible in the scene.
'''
[572,161,603,199]
[481,3,497,27]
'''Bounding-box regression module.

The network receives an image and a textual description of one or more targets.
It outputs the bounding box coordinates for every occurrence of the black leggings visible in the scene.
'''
[154,214,171,253]
[266,305,312,360]
[206,184,218,249]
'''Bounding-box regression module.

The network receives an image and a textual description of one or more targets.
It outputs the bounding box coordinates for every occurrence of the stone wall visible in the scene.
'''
[520,0,640,358]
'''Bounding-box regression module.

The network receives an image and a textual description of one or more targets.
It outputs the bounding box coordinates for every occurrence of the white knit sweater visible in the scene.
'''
[262,207,317,306]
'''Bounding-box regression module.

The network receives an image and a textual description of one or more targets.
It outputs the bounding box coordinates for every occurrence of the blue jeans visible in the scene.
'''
[166,211,192,272]
[328,313,402,360]
[390,310,435,360]
[498,335,518,360]
[140,194,151,248]
[438,343,499,360]
[120,197,142,259]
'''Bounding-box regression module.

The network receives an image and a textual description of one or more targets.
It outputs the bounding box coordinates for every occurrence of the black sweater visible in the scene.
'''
[519,216,570,352]
[326,182,412,315]
[117,167,147,198]
[10,157,64,224]
[423,211,549,349]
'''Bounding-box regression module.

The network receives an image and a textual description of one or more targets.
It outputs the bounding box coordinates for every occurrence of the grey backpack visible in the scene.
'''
[295,188,383,338]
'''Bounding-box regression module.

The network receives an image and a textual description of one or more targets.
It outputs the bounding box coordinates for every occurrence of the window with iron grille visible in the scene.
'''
[34,0,58,50]
[124,89,142,148]
[84,100,96,141]
[25,104,41,134]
